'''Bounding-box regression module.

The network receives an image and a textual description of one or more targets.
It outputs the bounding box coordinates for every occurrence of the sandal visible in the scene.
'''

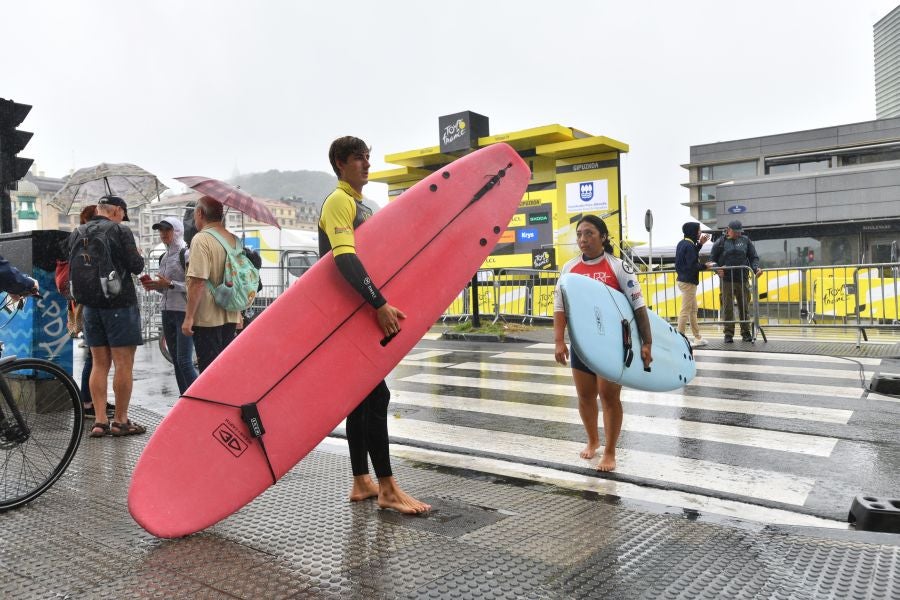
[111,420,146,437]
[89,422,111,438]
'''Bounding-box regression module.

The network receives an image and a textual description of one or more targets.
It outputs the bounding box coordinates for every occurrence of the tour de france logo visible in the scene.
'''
[533,251,551,269]
[580,182,594,202]
[442,118,467,146]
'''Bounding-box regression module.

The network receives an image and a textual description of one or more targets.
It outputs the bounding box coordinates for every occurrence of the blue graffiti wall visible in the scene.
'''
[1,266,73,373]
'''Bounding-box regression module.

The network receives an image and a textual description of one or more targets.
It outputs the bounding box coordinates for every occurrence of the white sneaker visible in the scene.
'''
[693,338,708,347]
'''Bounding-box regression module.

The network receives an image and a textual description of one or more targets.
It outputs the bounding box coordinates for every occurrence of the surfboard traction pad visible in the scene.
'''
[7,405,898,599]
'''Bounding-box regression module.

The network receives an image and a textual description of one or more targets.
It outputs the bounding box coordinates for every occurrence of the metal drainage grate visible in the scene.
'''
[703,339,900,358]
[377,496,512,538]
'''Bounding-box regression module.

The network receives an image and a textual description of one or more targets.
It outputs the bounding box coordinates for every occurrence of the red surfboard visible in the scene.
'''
[128,143,528,537]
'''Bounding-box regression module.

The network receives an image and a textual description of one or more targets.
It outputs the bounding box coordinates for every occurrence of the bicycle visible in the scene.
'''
[0,306,83,510]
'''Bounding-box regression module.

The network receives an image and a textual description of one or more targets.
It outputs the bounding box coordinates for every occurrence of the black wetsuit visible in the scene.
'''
[319,182,392,478]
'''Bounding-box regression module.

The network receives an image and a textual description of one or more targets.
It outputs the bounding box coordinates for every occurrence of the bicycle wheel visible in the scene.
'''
[158,327,198,368]
[158,327,173,364]
[0,358,83,511]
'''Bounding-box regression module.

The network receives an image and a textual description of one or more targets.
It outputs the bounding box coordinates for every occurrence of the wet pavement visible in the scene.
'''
[3,328,900,598]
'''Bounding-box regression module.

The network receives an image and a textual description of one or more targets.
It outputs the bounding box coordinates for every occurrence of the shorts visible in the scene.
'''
[82,304,143,348]
[570,349,595,376]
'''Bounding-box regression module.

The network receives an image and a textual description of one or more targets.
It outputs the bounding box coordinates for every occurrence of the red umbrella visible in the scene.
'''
[175,176,280,229]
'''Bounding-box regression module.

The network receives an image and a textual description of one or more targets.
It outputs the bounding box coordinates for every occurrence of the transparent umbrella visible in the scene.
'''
[49,162,167,214]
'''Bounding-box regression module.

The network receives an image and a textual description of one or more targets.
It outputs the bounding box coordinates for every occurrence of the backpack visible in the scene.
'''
[204,229,260,312]
[242,246,264,292]
[54,259,71,301]
[68,220,123,306]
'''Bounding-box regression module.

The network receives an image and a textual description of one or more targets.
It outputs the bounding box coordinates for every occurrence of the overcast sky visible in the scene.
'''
[6,0,898,243]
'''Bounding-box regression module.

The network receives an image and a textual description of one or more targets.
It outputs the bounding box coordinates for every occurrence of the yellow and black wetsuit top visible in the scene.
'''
[318,181,384,308]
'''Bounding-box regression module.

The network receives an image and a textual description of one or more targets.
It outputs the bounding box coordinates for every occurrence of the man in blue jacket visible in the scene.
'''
[0,255,38,299]
[675,222,709,347]
[708,220,761,343]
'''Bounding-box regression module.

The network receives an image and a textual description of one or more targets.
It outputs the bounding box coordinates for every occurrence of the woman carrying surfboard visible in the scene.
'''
[553,215,653,472]
[318,136,430,515]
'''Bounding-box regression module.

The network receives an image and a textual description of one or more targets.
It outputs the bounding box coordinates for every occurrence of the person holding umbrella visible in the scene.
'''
[181,196,243,371]
[69,196,146,438]
[318,135,430,515]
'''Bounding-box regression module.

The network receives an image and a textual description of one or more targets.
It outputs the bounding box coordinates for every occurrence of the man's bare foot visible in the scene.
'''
[349,475,379,502]
[596,451,616,472]
[580,443,600,459]
[377,478,431,514]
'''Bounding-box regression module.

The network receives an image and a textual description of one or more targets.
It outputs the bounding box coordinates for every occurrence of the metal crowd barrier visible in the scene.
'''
[440,270,496,323]
[635,262,900,345]
[137,252,899,347]
[136,262,298,342]
[637,265,759,340]
[492,268,559,324]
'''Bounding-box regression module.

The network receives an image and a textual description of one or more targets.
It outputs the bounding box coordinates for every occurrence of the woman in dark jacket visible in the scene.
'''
[674,222,709,347]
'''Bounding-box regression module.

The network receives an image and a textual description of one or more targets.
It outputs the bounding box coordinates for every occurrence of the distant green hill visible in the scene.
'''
[230,169,336,205]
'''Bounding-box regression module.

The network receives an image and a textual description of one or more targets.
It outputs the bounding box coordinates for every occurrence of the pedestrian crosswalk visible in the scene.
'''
[368,341,889,526]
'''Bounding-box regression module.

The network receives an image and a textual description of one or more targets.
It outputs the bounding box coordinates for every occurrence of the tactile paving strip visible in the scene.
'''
[701,339,900,358]
[2,405,898,599]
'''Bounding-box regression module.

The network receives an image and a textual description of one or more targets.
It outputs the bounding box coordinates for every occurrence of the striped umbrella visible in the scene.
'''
[174,176,280,228]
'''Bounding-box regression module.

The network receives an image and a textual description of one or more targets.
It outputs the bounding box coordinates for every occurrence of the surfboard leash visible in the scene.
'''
[600,283,638,371]
[470,163,514,205]
[177,393,279,485]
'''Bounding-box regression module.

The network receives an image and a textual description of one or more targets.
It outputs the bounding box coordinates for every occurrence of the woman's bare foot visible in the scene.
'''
[596,451,616,472]
[349,475,379,502]
[377,477,431,514]
[580,442,600,459]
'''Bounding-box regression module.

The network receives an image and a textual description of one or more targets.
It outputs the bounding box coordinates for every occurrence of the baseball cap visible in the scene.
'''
[727,220,743,231]
[152,221,174,230]
[98,195,130,221]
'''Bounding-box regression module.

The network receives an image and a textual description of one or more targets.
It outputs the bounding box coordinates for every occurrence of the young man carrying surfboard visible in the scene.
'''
[553,215,653,472]
[318,136,431,514]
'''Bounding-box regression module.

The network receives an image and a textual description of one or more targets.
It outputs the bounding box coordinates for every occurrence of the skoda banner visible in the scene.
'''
[565,179,608,213]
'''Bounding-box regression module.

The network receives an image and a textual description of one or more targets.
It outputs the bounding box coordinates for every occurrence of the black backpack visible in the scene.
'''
[68,221,123,306]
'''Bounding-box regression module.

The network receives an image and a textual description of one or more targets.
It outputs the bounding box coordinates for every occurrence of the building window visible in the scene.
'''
[699,161,757,181]
[699,204,716,221]
[753,234,857,267]
[765,158,830,174]
[699,185,717,202]
[840,147,900,166]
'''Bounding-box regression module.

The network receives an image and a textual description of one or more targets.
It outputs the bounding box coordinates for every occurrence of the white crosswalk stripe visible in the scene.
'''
[390,389,838,456]
[440,359,866,382]
[397,373,853,424]
[381,419,816,506]
[511,346,884,366]
[383,340,879,521]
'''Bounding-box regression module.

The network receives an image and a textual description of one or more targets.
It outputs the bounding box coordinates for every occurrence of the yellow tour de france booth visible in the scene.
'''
[369,111,629,320]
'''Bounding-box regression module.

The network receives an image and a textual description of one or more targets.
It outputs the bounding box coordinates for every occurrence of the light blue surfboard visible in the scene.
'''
[559,272,696,392]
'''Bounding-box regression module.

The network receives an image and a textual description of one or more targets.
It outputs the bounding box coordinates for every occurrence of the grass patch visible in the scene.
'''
[450,321,536,337]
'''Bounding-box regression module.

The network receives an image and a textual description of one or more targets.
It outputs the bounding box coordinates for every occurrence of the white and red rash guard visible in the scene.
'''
[553,252,646,313]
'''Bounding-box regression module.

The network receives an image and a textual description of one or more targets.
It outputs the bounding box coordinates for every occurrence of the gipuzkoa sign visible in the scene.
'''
[565,179,609,213]
[438,111,489,154]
